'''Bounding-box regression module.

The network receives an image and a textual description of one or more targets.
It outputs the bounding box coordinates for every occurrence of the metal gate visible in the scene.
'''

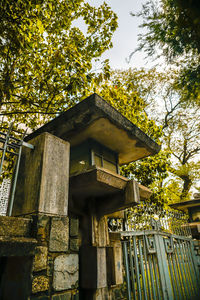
[121,224,200,300]
[108,204,200,300]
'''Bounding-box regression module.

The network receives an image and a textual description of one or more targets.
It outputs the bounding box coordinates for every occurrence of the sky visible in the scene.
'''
[87,0,155,70]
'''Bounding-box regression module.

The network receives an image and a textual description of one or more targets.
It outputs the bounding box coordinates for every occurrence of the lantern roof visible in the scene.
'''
[26,93,160,164]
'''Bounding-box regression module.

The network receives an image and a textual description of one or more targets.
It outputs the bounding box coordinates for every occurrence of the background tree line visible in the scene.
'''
[0,0,199,205]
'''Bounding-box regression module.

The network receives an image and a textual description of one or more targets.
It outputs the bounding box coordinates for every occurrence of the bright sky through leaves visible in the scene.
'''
[87,0,159,69]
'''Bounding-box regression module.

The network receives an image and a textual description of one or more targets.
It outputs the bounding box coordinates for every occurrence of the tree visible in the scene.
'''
[95,68,200,204]
[133,0,200,104]
[165,107,200,200]
[0,0,117,130]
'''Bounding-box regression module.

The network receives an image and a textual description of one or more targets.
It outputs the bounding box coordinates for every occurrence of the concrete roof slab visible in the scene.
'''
[26,93,160,164]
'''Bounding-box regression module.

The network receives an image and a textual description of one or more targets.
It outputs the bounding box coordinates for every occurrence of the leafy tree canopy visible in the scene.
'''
[0,0,117,130]
[93,68,200,204]
[134,0,200,104]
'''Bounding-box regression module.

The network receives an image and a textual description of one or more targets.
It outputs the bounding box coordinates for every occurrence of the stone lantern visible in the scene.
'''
[170,193,200,239]
[23,93,160,299]
[26,93,160,214]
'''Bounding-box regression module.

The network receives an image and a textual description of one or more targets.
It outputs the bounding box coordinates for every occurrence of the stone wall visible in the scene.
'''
[30,215,79,300]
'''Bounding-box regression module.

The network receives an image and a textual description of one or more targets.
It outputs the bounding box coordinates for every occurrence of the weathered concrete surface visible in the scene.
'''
[34,214,50,243]
[69,167,151,216]
[80,246,107,289]
[25,93,160,164]
[125,179,140,205]
[91,216,109,247]
[0,216,37,256]
[70,218,79,237]
[0,236,37,256]
[106,211,124,219]
[49,217,69,252]
[0,215,31,237]
[12,132,70,216]
[70,238,79,252]
[107,237,123,286]
[53,254,79,291]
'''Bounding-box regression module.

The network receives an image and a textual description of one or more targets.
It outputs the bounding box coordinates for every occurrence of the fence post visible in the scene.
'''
[154,233,174,300]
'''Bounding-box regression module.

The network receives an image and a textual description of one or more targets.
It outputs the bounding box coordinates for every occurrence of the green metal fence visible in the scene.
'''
[108,205,200,299]
[121,225,200,300]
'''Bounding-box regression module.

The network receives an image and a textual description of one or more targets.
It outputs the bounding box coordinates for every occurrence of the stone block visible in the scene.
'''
[12,133,70,216]
[35,215,50,242]
[80,246,107,289]
[53,254,79,291]
[33,246,48,272]
[106,241,123,285]
[32,275,49,293]
[125,179,140,205]
[49,217,69,252]
[92,216,109,247]
[52,292,71,300]
[0,216,31,237]
[70,218,79,237]
[70,238,79,252]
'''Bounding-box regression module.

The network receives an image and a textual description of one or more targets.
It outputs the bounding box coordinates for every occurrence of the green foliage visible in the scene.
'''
[134,0,200,104]
[165,106,200,200]
[121,151,170,186]
[0,0,117,130]
[93,68,163,140]
[97,68,200,204]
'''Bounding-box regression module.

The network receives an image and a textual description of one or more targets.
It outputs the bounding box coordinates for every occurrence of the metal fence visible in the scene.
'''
[108,204,199,300]
[0,123,33,216]
[121,228,200,300]
[108,203,192,237]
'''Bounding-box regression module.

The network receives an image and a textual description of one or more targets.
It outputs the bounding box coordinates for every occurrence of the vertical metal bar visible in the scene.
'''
[175,240,188,299]
[152,255,162,299]
[154,233,174,300]
[123,241,132,300]
[182,240,197,297]
[148,253,156,299]
[186,242,199,295]
[173,242,185,300]
[128,238,137,300]
[177,240,192,297]
[189,240,200,286]
[143,235,151,299]
[138,238,148,300]
[187,241,200,291]
[132,235,142,300]
[167,253,177,299]
[7,141,23,216]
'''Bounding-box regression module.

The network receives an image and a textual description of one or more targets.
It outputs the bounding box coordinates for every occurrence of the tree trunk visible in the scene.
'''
[180,175,192,201]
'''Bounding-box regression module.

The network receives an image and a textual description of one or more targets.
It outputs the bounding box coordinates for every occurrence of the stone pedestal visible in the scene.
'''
[11,132,70,216]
